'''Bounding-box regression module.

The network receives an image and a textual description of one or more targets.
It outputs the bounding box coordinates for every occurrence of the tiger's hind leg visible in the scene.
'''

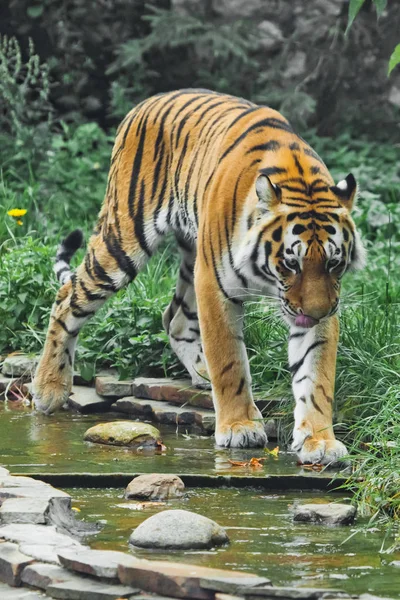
[33,234,153,414]
[163,238,210,388]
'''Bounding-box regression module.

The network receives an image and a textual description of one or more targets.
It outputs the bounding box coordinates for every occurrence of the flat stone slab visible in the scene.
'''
[132,377,214,409]
[2,354,38,378]
[95,377,134,398]
[0,541,34,586]
[47,572,139,599]
[115,397,215,432]
[130,509,229,550]
[0,581,45,598]
[0,467,10,477]
[21,562,71,590]
[0,485,70,503]
[293,502,356,525]
[58,548,130,579]
[240,586,348,598]
[0,475,54,488]
[68,387,115,413]
[118,556,270,599]
[125,473,185,501]
[0,497,50,524]
[19,543,62,564]
[0,524,82,549]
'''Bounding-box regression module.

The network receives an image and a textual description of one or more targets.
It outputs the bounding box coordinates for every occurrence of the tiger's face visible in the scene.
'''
[250,173,365,328]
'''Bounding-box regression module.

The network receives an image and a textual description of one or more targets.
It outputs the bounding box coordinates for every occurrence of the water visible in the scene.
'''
[1,401,399,597]
[69,486,400,598]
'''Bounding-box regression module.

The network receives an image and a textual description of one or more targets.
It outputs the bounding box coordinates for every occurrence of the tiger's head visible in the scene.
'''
[248,172,366,328]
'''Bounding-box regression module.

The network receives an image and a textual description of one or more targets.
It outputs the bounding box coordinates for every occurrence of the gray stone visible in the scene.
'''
[0,485,70,503]
[125,474,185,501]
[0,582,45,598]
[284,51,307,79]
[130,509,229,549]
[115,397,215,433]
[84,421,161,448]
[95,376,133,397]
[293,503,356,525]
[58,548,129,579]
[0,467,9,476]
[0,524,82,549]
[47,572,138,600]
[0,497,50,524]
[21,562,70,589]
[19,544,61,564]
[264,419,277,440]
[0,541,34,586]
[118,556,270,599]
[131,377,213,409]
[389,560,400,568]
[359,595,396,600]
[388,85,400,108]
[241,587,348,598]
[0,475,52,488]
[68,387,115,413]
[2,355,38,378]
[257,21,284,51]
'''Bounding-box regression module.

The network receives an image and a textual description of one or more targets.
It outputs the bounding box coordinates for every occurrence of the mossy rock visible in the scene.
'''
[83,421,161,447]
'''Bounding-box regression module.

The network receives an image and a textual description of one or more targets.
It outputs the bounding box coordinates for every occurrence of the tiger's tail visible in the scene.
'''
[54,229,84,285]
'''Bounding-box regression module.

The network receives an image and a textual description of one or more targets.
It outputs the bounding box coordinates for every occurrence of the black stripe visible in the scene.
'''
[103,230,138,280]
[171,334,196,343]
[221,361,235,375]
[246,140,281,154]
[289,340,327,376]
[293,154,304,176]
[236,377,245,395]
[91,251,118,291]
[135,179,152,256]
[310,393,324,414]
[128,113,148,222]
[259,166,287,177]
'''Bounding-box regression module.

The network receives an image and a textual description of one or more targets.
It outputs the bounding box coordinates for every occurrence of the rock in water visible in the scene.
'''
[83,421,161,447]
[293,502,356,525]
[130,509,229,549]
[125,474,185,501]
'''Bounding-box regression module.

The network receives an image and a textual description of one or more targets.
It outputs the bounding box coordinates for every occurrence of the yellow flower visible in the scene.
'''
[7,208,27,218]
[16,220,23,226]
[92,162,101,170]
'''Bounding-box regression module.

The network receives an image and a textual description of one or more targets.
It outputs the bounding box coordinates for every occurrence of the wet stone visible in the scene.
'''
[115,397,215,433]
[84,421,161,448]
[0,497,49,524]
[132,377,214,410]
[389,560,400,568]
[21,562,70,590]
[0,582,45,598]
[2,354,38,378]
[0,524,82,549]
[130,509,229,550]
[58,548,130,580]
[241,588,348,599]
[125,473,185,501]
[47,571,139,600]
[19,543,62,564]
[68,386,115,413]
[293,503,356,525]
[0,541,34,586]
[118,557,270,599]
[95,376,133,397]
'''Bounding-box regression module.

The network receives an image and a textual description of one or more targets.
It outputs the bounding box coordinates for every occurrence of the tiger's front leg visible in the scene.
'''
[290,315,348,465]
[195,259,267,448]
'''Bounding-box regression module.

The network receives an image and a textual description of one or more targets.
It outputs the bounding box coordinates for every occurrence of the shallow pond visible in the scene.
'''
[69,486,400,598]
[1,401,399,598]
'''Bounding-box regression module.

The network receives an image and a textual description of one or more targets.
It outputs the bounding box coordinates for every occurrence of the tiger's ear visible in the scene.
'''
[330,173,358,211]
[255,175,281,212]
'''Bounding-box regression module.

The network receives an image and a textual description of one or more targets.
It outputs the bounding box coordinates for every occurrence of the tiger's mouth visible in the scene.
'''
[294,314,319,328]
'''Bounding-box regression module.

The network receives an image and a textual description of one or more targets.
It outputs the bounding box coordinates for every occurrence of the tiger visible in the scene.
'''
[33,89,365,465]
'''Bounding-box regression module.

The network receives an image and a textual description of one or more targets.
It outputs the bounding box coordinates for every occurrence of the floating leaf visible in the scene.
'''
[265,446,280,458]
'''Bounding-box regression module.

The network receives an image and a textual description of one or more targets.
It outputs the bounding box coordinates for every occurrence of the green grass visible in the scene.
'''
[0,121,399,548]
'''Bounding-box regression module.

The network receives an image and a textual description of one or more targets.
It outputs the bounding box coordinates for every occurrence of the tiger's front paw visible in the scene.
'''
[215,419,268,448]
[292,430,349,467]
[32,368,72,415]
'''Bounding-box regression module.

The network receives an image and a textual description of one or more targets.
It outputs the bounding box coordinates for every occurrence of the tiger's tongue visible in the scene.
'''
[295,314,319,328]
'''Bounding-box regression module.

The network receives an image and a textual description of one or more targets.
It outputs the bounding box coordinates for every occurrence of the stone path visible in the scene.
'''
[0,355,278,438]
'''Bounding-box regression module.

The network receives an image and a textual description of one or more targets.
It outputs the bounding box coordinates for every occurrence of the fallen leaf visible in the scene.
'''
[229,457,266,468]
[265,446,279,458]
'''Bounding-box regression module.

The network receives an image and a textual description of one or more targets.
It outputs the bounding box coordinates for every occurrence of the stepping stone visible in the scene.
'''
[19,543,62,565]
[292,502,356,525]
[21,562,70,590]
[0,467,9,477]
[118,557,270,599]
[239,587,348,598]
[2,354,38,378]
[58,548,132,580]
[0,581,45,598]
[125,473,185,501]
[0,484,70,503]
[0,497,50,524]
[0,524,82,549]
[95,377,133,397]
[83,421,161,448]
[114,397,215,433]
[130,509,229,550]
[0,541,34,586]
[0,475,54,488]
[47,572,138,599]
[132,377,214,409]
[68,386,115,413]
